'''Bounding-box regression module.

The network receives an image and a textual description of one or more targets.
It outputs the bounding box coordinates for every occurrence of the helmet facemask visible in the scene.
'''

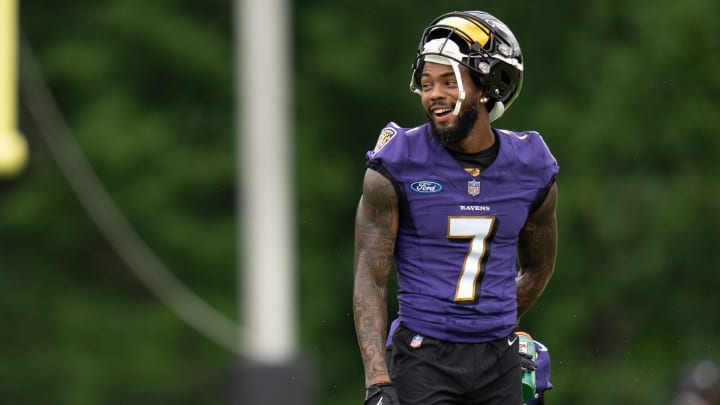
[410,38,468,117]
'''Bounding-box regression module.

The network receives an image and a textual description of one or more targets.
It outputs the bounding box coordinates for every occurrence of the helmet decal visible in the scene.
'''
[431,16,491,50]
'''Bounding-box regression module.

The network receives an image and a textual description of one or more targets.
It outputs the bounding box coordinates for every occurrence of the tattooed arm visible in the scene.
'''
[516,182,558,321]
[353,168,399,387]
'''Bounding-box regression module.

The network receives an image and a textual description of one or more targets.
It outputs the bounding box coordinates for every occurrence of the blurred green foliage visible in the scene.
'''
[2,0,719,404]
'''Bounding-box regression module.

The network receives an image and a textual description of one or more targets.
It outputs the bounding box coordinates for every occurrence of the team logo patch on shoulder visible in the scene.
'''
[410,180,442,193]
[372,127,397,155]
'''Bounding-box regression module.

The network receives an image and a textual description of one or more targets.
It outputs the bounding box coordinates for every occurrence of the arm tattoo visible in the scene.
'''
[353,169,398,386]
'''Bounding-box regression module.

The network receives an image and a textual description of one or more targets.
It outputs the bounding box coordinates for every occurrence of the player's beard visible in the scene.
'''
[427,100,479,147]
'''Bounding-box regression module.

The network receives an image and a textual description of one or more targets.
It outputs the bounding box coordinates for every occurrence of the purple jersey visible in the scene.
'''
[367,122,558,343]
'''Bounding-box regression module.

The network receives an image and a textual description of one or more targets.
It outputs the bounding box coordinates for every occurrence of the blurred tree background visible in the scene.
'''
[2,0,719,404]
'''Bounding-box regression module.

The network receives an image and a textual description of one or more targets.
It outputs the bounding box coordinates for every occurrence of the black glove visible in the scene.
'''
[364,382,399,405]
[519,352,538,372]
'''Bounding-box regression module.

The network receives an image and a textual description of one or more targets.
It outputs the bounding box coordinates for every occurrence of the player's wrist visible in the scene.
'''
[366,380,392,388]
[366,381,392,390]
[364,382,398,405]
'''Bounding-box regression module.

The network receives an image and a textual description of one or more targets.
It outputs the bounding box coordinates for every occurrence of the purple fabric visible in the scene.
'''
[368,122,559,343]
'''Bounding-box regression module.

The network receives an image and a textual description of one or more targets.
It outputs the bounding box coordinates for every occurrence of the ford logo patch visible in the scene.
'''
[410,181,442,193]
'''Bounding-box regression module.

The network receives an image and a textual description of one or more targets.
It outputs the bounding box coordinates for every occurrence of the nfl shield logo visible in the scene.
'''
[410,334,424,349]
[467,180,481,196]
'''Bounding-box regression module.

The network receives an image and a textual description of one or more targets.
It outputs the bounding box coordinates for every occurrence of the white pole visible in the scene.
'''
[236,0,296,364]
[0,0,28,177]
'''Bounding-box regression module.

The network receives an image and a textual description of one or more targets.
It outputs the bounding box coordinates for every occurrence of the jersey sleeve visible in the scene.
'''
[537,132,559,187]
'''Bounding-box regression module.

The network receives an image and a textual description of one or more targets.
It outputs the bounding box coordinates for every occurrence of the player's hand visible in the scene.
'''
[515,331,538,372]
[364,382,399,405]
[519,352,538,372]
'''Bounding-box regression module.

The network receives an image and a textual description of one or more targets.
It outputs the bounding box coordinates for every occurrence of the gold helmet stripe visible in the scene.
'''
[434,16,491,48]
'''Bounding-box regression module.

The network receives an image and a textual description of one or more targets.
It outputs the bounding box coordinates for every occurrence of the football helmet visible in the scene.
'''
[410,11,524,122]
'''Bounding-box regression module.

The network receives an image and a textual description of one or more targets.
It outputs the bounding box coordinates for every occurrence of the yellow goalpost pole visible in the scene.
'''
[0,0,28,177]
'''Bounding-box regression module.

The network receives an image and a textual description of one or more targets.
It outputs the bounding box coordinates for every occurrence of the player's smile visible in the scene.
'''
[430,105,455,125]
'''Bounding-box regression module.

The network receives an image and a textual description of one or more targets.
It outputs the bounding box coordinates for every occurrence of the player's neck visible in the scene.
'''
[447,119,494,154]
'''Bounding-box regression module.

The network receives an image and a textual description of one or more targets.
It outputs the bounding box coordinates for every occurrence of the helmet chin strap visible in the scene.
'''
[449,59,465,116]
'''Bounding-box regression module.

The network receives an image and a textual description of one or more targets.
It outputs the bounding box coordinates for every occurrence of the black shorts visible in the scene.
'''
[388,324,522,405]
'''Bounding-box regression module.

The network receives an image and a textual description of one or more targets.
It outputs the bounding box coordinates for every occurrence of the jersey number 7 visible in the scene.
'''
[447,216,496,302]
